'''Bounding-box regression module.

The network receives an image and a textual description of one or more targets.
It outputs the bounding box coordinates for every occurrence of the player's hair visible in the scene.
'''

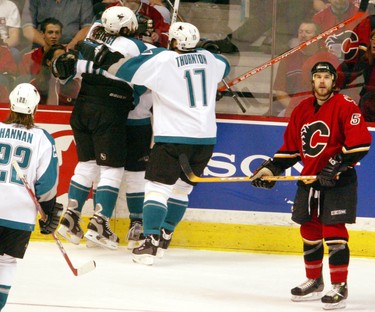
[40,17,63,33]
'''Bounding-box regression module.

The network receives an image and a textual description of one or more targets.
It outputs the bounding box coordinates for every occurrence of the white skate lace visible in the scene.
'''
[298,279,316,291]
[325,285,344,299]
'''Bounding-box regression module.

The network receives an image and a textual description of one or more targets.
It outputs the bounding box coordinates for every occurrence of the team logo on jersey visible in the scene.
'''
[100,153,107,161]
[301,121,330,157]
[325,30,359,61]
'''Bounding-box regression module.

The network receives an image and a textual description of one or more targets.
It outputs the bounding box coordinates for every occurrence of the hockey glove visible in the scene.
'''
[51,52,77,80]
[317,154,346,187]
[39,200,63,235]
[216,91,223,101]
[250,159,283,189]
[74,40,98,61]
[93,44,125,70]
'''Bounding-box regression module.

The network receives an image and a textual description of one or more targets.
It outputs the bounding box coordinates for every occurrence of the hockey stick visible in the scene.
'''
[12,160,96,276]
[170,0,180,25]
[166,0,185,22]
[218,0,369,92]
[222,79,246,113]
[179,154,317,183]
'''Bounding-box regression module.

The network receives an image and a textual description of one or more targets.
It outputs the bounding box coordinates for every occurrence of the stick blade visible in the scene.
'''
[179,154,199,182]
[75,260,96,276]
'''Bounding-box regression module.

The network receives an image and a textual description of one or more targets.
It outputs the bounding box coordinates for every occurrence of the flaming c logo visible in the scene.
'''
[301,121,330,158]
[325,30,359,61]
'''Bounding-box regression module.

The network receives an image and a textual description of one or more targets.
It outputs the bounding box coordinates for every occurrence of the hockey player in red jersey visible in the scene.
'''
[250,61,372,310]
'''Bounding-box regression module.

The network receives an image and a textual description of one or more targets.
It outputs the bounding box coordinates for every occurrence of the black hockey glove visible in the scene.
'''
[74,40,98,61]
[93,44,125,70]
[51,52,77,80]
[216,91,223,101]
[39,200,63,235]
[250,159,283,189]
[317,154,346,187]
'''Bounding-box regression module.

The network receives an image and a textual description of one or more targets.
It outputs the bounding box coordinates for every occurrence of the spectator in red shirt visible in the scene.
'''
[30,43,80,105]
[18,17,63,79]
[313,0,365,60]
[0,43,17,103]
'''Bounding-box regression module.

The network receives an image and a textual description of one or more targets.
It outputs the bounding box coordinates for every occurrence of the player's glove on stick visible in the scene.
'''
[52,52,77,80]
[317,154,346,187]
[39,200,63,235]
[250,159,283,189]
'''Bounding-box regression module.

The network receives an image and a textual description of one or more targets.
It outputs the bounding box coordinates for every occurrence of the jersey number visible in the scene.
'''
[0,143,32,184]
[184,69,207,107]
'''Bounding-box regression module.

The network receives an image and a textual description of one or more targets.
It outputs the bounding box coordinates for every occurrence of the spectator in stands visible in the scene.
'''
[273,21,321,116]
[21,0,94,50]
[0,43,17,103]
[0,0,22,61]
[149,0,171,24]
[338,29,375,121]
[18,17,63,80]
[210,0,326,54]
[313,0,362,60]
[31,43,80,105]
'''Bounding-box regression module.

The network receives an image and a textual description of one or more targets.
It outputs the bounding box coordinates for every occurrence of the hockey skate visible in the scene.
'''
[291,276,324,301]
[84,213,119,250]
[57,201,84,245]
[156,228,173,258]
[126,220,145,250]
[321,282,348,310]
[132,234,159,265]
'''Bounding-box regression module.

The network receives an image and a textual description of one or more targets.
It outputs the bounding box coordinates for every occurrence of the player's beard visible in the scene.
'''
[314,84,333,102]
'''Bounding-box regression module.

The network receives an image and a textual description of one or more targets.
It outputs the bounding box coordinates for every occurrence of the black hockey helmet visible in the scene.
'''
[311,61,337,82]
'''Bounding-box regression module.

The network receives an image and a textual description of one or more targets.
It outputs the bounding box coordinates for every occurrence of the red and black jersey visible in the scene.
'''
[273,93,372,175]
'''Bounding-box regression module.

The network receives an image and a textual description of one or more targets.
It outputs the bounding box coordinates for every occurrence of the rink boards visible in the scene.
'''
[1,106,375,257]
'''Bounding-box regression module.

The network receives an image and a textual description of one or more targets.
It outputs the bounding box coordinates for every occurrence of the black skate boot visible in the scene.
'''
[321,282,348,310]
[126,219,145,250]
[132,234,159,265]
[291,276,324,301]
[156,228,173,258]
[84,212,119,250]
[57,200,84,245]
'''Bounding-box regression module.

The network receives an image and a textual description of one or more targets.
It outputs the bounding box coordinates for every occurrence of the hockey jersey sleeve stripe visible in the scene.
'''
[342,144,371,154]
[212,53,231,78]
[115,48,165,83]
[35,131,59,202]
[273,151,301,158]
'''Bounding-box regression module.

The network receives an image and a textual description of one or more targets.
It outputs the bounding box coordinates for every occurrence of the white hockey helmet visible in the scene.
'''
[9,83,40,115]
[101,6,138,35]
[168,22,200,51]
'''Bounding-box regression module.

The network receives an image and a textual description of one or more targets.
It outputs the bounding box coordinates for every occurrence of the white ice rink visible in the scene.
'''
[4,242,375,312]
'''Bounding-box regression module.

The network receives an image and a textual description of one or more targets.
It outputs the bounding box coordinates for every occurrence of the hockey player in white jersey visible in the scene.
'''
[95,21,230,264]
[55,7,151,250]
[0,83,61,310]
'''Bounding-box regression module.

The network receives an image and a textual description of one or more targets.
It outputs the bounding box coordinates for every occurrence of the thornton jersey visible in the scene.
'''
[0,123,59,231]
[273,93,372,175]
[111,48,230,144]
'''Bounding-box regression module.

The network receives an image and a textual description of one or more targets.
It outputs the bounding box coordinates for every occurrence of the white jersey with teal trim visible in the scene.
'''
[83,21,154,124]
[112,48,230,144]
[0,123,59,231]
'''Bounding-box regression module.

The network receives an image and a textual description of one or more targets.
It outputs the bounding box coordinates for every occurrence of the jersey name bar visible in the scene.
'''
[176,54,207,67]
[0,127,34,143]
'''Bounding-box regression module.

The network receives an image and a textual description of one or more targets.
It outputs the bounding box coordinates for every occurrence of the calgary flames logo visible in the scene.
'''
[325,30,359,61]
[301,121,330,158]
